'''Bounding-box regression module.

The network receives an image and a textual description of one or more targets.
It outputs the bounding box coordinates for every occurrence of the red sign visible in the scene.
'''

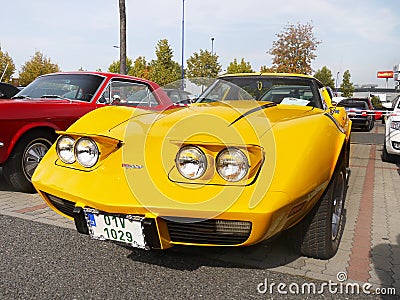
[377,71,394,78]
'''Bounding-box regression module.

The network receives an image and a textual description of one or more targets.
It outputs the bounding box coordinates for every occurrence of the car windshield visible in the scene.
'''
[197,76,321,108]
[13,74,105,102]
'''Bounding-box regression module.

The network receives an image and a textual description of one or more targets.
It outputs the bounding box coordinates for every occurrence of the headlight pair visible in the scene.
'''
[57,136,99,168]
[175,146,249,182]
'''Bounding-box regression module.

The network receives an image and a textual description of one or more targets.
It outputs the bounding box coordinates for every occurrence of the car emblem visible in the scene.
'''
[122,163,144,169]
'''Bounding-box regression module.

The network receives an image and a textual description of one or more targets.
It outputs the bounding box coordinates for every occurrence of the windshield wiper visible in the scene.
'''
[11,95,32,100]
[196,97,219,103]
[41,95,70,100]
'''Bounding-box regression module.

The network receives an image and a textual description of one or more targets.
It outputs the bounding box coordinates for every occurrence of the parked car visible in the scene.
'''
[346,97,382,121]
[0,82,20,99]
[337,99,374,131]
[0,72,174,192]
[32,73,351,260]
[383,95,400,162]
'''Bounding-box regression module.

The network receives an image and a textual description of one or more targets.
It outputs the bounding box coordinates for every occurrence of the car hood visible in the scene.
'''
[0,98,73,104]
[0,98,84,119]
[68,101,323,144]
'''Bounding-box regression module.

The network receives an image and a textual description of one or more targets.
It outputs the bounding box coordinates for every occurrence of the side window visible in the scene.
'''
[169,91,181,103]
[101,80,158,106]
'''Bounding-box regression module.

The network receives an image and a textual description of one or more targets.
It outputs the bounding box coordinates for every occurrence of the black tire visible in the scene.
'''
[3,131,55,193]
[289,160,347,259]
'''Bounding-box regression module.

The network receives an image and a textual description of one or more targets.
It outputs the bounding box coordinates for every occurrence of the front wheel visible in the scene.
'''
[289,160,347,259]
[3,131,55,193]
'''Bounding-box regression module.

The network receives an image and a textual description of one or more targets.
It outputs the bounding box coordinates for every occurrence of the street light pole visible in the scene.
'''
[336,71,340,93]
[119,0,127,75]
[211,37,214,55]
[181,0,185,88]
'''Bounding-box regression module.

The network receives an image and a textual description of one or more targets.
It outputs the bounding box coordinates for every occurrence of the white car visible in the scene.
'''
[383,96,400,162]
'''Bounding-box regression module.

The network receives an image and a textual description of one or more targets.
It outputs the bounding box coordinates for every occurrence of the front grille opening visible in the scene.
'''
[44,193,76,217]
[164,217,251,245]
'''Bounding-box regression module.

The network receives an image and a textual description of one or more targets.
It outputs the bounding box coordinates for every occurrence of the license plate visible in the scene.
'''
[84,209,147,249]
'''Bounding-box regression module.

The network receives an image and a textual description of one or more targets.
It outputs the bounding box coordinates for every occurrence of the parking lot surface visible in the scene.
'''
[0,124,399,296]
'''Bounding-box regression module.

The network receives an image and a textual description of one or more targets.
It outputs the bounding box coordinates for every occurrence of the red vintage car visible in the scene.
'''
[0,72,174,192]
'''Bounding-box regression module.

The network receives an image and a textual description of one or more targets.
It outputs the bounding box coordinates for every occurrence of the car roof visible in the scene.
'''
[38,71,159,86]
[219,72,315,79]
[218,73,323,87]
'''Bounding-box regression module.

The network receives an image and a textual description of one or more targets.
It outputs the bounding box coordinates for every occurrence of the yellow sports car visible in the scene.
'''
[32,73,351,259]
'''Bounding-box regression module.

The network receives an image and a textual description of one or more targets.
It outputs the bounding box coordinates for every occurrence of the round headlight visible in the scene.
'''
[216,148,249,182]
[75,138,99,168]
[175,146,207,179]
[56,136,75,164]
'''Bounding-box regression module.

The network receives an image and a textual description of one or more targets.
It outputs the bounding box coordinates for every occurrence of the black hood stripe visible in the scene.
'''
[229,102,277,126]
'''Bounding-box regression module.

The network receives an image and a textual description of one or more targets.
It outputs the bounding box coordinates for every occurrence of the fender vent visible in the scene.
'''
[44,193,75,217]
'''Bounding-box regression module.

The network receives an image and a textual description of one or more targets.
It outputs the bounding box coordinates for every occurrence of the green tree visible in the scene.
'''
[340,70,354,97]
[128,56,149,79]
[260,65,275,73]
[371,95,382,109]
[0,47,16,83]
[19,51,60,86]
[314,66,335,89]
[268,22,321,74]
[186,49,222,87]
[148,39,181,86]
[108,57,133,74]
[226,58,253,74]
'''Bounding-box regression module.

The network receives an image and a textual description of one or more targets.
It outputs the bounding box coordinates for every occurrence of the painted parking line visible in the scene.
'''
[347,145,375,282]
[14,203,48,214]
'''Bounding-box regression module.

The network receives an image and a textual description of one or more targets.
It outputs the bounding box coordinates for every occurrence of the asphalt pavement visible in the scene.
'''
[0,123,399,299]
[0,214,382,300]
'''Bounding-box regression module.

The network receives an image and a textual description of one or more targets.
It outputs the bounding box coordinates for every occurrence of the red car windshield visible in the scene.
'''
[13,74,105,102]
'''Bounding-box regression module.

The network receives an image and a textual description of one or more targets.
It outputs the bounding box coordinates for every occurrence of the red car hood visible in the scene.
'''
[0,98,97,120]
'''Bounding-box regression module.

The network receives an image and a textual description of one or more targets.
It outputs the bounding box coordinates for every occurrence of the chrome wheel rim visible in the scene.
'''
[331,169,345,240]
[23,141,50,180]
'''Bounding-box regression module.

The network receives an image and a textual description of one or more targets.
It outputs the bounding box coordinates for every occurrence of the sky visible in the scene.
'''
[1,0,400,87]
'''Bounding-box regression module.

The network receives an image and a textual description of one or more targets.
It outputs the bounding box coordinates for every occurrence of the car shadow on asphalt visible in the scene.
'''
[123,210,348,271]
[371,234,399,296]
[123,234,301,271]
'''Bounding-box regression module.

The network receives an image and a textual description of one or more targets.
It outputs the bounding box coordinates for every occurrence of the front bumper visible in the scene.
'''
[38,189,292,249]
[349,117,370,128]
